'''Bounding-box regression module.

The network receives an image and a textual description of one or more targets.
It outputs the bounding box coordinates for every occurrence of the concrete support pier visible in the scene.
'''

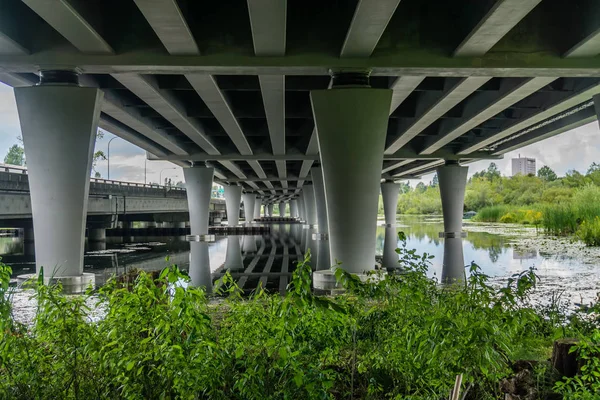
[290,200,299,219]
[302,184,317,228]
[183,165,214,291]
[278,202,286,217]
[267,204,274,217]
[381,181,400,226]
[15,73,102,290]
[224,185,242,226]
[438,162,469,283]
[253,200,262,221]
[311,166,330,270]
[298,196,306,222]
[310,81,392,274]
[88,228,106,242]
[383,226,399,270]
[242,193,256,224]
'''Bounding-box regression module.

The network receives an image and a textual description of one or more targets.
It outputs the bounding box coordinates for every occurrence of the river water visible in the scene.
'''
[3,216,600,315]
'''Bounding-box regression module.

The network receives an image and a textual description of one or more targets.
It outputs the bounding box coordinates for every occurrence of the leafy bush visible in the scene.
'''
[0,237,598,399]
[576,217,600,246]
[554,331,600,399]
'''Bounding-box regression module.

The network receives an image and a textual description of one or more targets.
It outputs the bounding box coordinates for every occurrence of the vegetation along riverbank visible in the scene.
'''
[2,235,600,399]
[379,162,600,246]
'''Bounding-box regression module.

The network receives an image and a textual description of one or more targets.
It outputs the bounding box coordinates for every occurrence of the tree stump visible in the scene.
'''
[552,339,580,378]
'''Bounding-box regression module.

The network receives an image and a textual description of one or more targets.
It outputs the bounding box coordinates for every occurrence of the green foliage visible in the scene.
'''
[576,217,600,246]
[554,331,600,398]
[0,242,599,399]
[3,144,24,166]
[538,165,558,181]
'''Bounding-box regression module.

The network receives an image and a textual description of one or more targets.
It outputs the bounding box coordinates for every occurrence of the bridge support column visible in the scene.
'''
[311,166,330,270]
[381,181,400,226]
[15,74,103,288]
[278,202,286,217]
[302,184,317,228]
[242,235,257,254]
[290,200,299,219]
[224,185,242,226]
[89,228,106,242]
[310,83,391,274]
[242,193,256,223]
[253,199,262,220]
[183,165,214,291]
[267,204,274,217]
[298,194,306,222]
[176,222,186,229]
[438,161,469,283]
[23,227,35,243]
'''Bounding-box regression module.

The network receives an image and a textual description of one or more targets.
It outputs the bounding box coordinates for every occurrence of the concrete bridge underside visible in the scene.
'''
[2,0,600,288]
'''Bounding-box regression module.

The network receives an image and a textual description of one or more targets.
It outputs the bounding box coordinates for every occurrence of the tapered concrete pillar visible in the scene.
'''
[88,228,106,242]
[311,85,392,273]
[224,185,242,226]
[311,166,330,270]
[437,162,469,283]
[183,166,214,291]
[298,195,306,222]
[268,204,274,217]
[263,204,269,217]
[382,226,399,270]
[176,222,186,228]
[290,200,299,218]
[242,193,256,223]
[302,184,317,227]
[381,181,400,226]
[254,200,262,220]
[225,236,243,271]
[15,79,103,284]
[278,202,286,217]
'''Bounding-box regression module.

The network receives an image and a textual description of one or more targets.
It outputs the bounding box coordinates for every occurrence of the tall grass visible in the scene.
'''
[473,205,512,222]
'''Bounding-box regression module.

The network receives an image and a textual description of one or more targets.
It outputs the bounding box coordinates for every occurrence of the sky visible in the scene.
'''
[0,82,599,186]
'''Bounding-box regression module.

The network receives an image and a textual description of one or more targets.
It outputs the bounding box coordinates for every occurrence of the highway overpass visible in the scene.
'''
[1,0,599,289]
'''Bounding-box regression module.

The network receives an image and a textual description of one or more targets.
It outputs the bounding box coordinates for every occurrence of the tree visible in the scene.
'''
[415,182,426,193]
[3,144,24,166]
[430,174,438,187]
[587,162,600,175]
[485,162,501,181]
[537,165,557,181]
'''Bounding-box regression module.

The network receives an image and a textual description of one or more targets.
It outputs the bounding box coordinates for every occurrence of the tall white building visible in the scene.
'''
[511,156,536,176]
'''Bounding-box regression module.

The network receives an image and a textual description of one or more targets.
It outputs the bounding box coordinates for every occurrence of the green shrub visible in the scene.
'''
[576,217,600,246]
[473,205,510,222]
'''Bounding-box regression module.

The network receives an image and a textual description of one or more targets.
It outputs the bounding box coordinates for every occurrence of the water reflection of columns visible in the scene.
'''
[441,237,465,283]
[242,235,257,254]
[189,242,212,289]
[225,236,244,271]
[382,226,399,270]
[438,162,468,284]
[311,166,330,271]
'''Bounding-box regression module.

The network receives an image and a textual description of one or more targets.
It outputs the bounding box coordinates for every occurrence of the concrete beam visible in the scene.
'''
[565,28,600,58]
[389,76,425,114]
[4,52,600,77]
[341,0,402,57]
[385,77,491,154]
[99,119,167,158]
[260,75,286,155]
[112,73,219,154]
[392,160,445,177]
[420,77,556,154]
[381,159,413,174]
[248,0,286,57]
[133,0,199,55]
[22,0,113,54]
[454,0,542,57]
[0,32,28,55]
[185,74,253,155]
[459,81,600,154]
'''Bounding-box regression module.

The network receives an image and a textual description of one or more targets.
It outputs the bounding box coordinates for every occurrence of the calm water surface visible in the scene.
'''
[3,216,599,307]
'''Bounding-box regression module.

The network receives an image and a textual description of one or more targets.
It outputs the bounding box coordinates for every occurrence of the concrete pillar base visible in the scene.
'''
[17,272,95,294]
[312,270,384,293]
[88,228,106,242]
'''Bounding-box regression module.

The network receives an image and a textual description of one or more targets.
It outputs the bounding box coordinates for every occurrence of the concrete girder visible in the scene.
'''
[247,0,286,56]
[0,32,28,55]
[420,77,557,154]
[454,0,542,57]
[459,81,600,154]
[381,159,413,174]
[22,0,113,54]
[260,75,286,156]
[385,77,492,154]
[389,76,426,114]
[341,0,402,57]
[391,160,445,178]
[133,0,199,55]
